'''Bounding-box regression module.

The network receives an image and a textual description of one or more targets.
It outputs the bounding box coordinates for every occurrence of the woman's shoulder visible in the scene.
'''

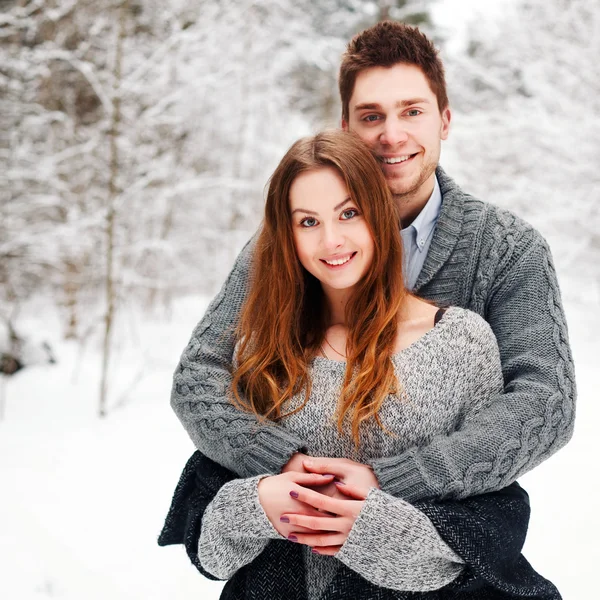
[389,303,499,363]
[438,306,499,353]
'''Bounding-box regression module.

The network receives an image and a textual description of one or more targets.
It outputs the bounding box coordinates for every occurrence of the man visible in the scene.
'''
[170,21,575,504]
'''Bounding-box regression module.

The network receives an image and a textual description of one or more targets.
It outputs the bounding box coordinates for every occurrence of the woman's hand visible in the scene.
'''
[282,481,367,556]
[258,472,334,537]
[302,457,380,498]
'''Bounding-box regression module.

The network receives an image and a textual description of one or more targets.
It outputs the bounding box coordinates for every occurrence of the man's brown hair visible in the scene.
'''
[339,20,449,122]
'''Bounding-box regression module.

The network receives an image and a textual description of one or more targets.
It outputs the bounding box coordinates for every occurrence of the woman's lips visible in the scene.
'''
[319,251,357,269]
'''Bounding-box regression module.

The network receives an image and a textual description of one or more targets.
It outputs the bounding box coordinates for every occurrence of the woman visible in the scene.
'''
[159,131,559,599]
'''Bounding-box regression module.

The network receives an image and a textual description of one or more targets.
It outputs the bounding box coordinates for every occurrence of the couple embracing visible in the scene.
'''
[159,20,575,600]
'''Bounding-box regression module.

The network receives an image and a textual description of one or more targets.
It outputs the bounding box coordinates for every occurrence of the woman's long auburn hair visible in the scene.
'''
[232,130,409,446]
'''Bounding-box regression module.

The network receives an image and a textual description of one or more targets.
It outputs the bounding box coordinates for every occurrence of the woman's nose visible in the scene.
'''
[321,224,344,250]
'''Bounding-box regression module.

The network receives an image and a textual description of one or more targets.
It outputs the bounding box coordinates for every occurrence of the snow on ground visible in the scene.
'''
[0,294,595,599]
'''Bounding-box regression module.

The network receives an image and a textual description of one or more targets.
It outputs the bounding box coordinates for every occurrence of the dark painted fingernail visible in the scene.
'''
[311,548,320,554]
[290,490,299,498]
[288,535,298,542]
[280,516,290,523]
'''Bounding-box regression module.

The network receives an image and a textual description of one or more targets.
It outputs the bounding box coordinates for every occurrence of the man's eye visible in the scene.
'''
[300,217,317,227]
[341,209,358,220]
[407,109,421,116]
[363,115,380,122]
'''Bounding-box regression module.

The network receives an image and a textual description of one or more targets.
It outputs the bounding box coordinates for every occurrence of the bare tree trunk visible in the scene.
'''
[99,0,128,418]
[63,260,79,340]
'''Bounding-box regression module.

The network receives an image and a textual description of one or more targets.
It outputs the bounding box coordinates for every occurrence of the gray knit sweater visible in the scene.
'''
[199,307,501,595]
[171,166,576,502]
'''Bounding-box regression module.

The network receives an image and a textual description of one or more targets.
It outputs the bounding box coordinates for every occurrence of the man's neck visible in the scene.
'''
[394,174,436,227]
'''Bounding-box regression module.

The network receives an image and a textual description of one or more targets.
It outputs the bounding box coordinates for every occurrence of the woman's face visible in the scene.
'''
[289,167,374,296]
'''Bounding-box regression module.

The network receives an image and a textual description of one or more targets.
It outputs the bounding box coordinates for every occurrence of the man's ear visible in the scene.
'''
[341,118,349,131]
[440,107,451,140]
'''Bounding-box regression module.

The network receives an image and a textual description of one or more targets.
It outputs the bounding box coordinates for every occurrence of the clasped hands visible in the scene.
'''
[257,453,380,556]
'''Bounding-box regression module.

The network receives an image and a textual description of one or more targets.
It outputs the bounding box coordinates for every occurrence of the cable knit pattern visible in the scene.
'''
[171,243,305,476]
[170,166,576,503]
[197,308,498,596]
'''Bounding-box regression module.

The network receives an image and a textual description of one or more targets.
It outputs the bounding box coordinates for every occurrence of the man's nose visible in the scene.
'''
[380,118,409,146]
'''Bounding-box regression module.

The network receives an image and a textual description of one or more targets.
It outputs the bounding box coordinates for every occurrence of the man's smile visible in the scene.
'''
[380,154,417,164]
[379,153,419,169]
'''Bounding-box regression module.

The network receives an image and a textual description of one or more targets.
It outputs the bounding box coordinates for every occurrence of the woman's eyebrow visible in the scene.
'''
[291,207,318,216]
[291,197,351,216]
[334,197,352,211]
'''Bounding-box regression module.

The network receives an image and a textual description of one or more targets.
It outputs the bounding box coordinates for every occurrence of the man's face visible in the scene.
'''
[343,63,451,211]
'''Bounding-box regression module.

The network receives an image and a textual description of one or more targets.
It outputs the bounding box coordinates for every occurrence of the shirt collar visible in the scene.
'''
[402,175,442,252]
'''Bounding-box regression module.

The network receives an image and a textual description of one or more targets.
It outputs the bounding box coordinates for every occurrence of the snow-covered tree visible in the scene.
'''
[443,0,600,299]
[1,0,442,411]
[0,0,339,410]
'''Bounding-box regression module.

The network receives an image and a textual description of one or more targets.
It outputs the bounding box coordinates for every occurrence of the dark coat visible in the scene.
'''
[158,451,561,600]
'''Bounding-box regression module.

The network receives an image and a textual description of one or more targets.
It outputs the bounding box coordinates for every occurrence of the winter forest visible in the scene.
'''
[1,0,598,598]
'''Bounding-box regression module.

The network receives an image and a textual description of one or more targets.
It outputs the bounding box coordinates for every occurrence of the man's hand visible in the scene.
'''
[302,457,380,498]
[258,472,334,537]
[281,452,310,474]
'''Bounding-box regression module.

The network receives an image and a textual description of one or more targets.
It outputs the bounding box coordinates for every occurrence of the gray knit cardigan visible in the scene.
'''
[171,166,576,502]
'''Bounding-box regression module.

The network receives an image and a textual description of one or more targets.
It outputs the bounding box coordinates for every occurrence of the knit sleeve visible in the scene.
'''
[170,235,305,477]
[198,475,284,579]
[336,488,464,592]
[371,232,576,502]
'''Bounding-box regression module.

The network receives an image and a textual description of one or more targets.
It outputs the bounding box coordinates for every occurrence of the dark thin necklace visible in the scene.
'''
[322,336,346,359]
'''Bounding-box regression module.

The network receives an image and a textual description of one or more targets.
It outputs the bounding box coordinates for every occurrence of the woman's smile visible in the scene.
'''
[320,251,358,268]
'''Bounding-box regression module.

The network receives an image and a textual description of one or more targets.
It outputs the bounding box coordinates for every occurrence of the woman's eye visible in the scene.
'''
[407,109,421,116]
[341,209,358,220]
[300,217,317,227]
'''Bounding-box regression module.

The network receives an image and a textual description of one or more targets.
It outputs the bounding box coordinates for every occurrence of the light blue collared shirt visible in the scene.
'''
[400,175,442,290]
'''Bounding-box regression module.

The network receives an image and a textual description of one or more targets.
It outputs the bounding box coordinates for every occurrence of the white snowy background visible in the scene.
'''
[1,0,597,598]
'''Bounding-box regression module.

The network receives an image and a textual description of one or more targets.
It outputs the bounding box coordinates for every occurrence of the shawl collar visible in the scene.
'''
[413,166,465,293]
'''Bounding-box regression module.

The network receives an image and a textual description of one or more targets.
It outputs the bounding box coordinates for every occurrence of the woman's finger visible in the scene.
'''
[290,484,363,518]
[289,472,335,486]
[278,522,321,534]
[288,531,348,548]
[280,513,344,533]
[302,457,348,477]
[333,480,368,500]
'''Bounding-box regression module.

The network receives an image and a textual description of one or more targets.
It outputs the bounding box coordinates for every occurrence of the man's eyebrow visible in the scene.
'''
[291,197,351,216]
[353,98,430,111]
[353,102,381,112]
